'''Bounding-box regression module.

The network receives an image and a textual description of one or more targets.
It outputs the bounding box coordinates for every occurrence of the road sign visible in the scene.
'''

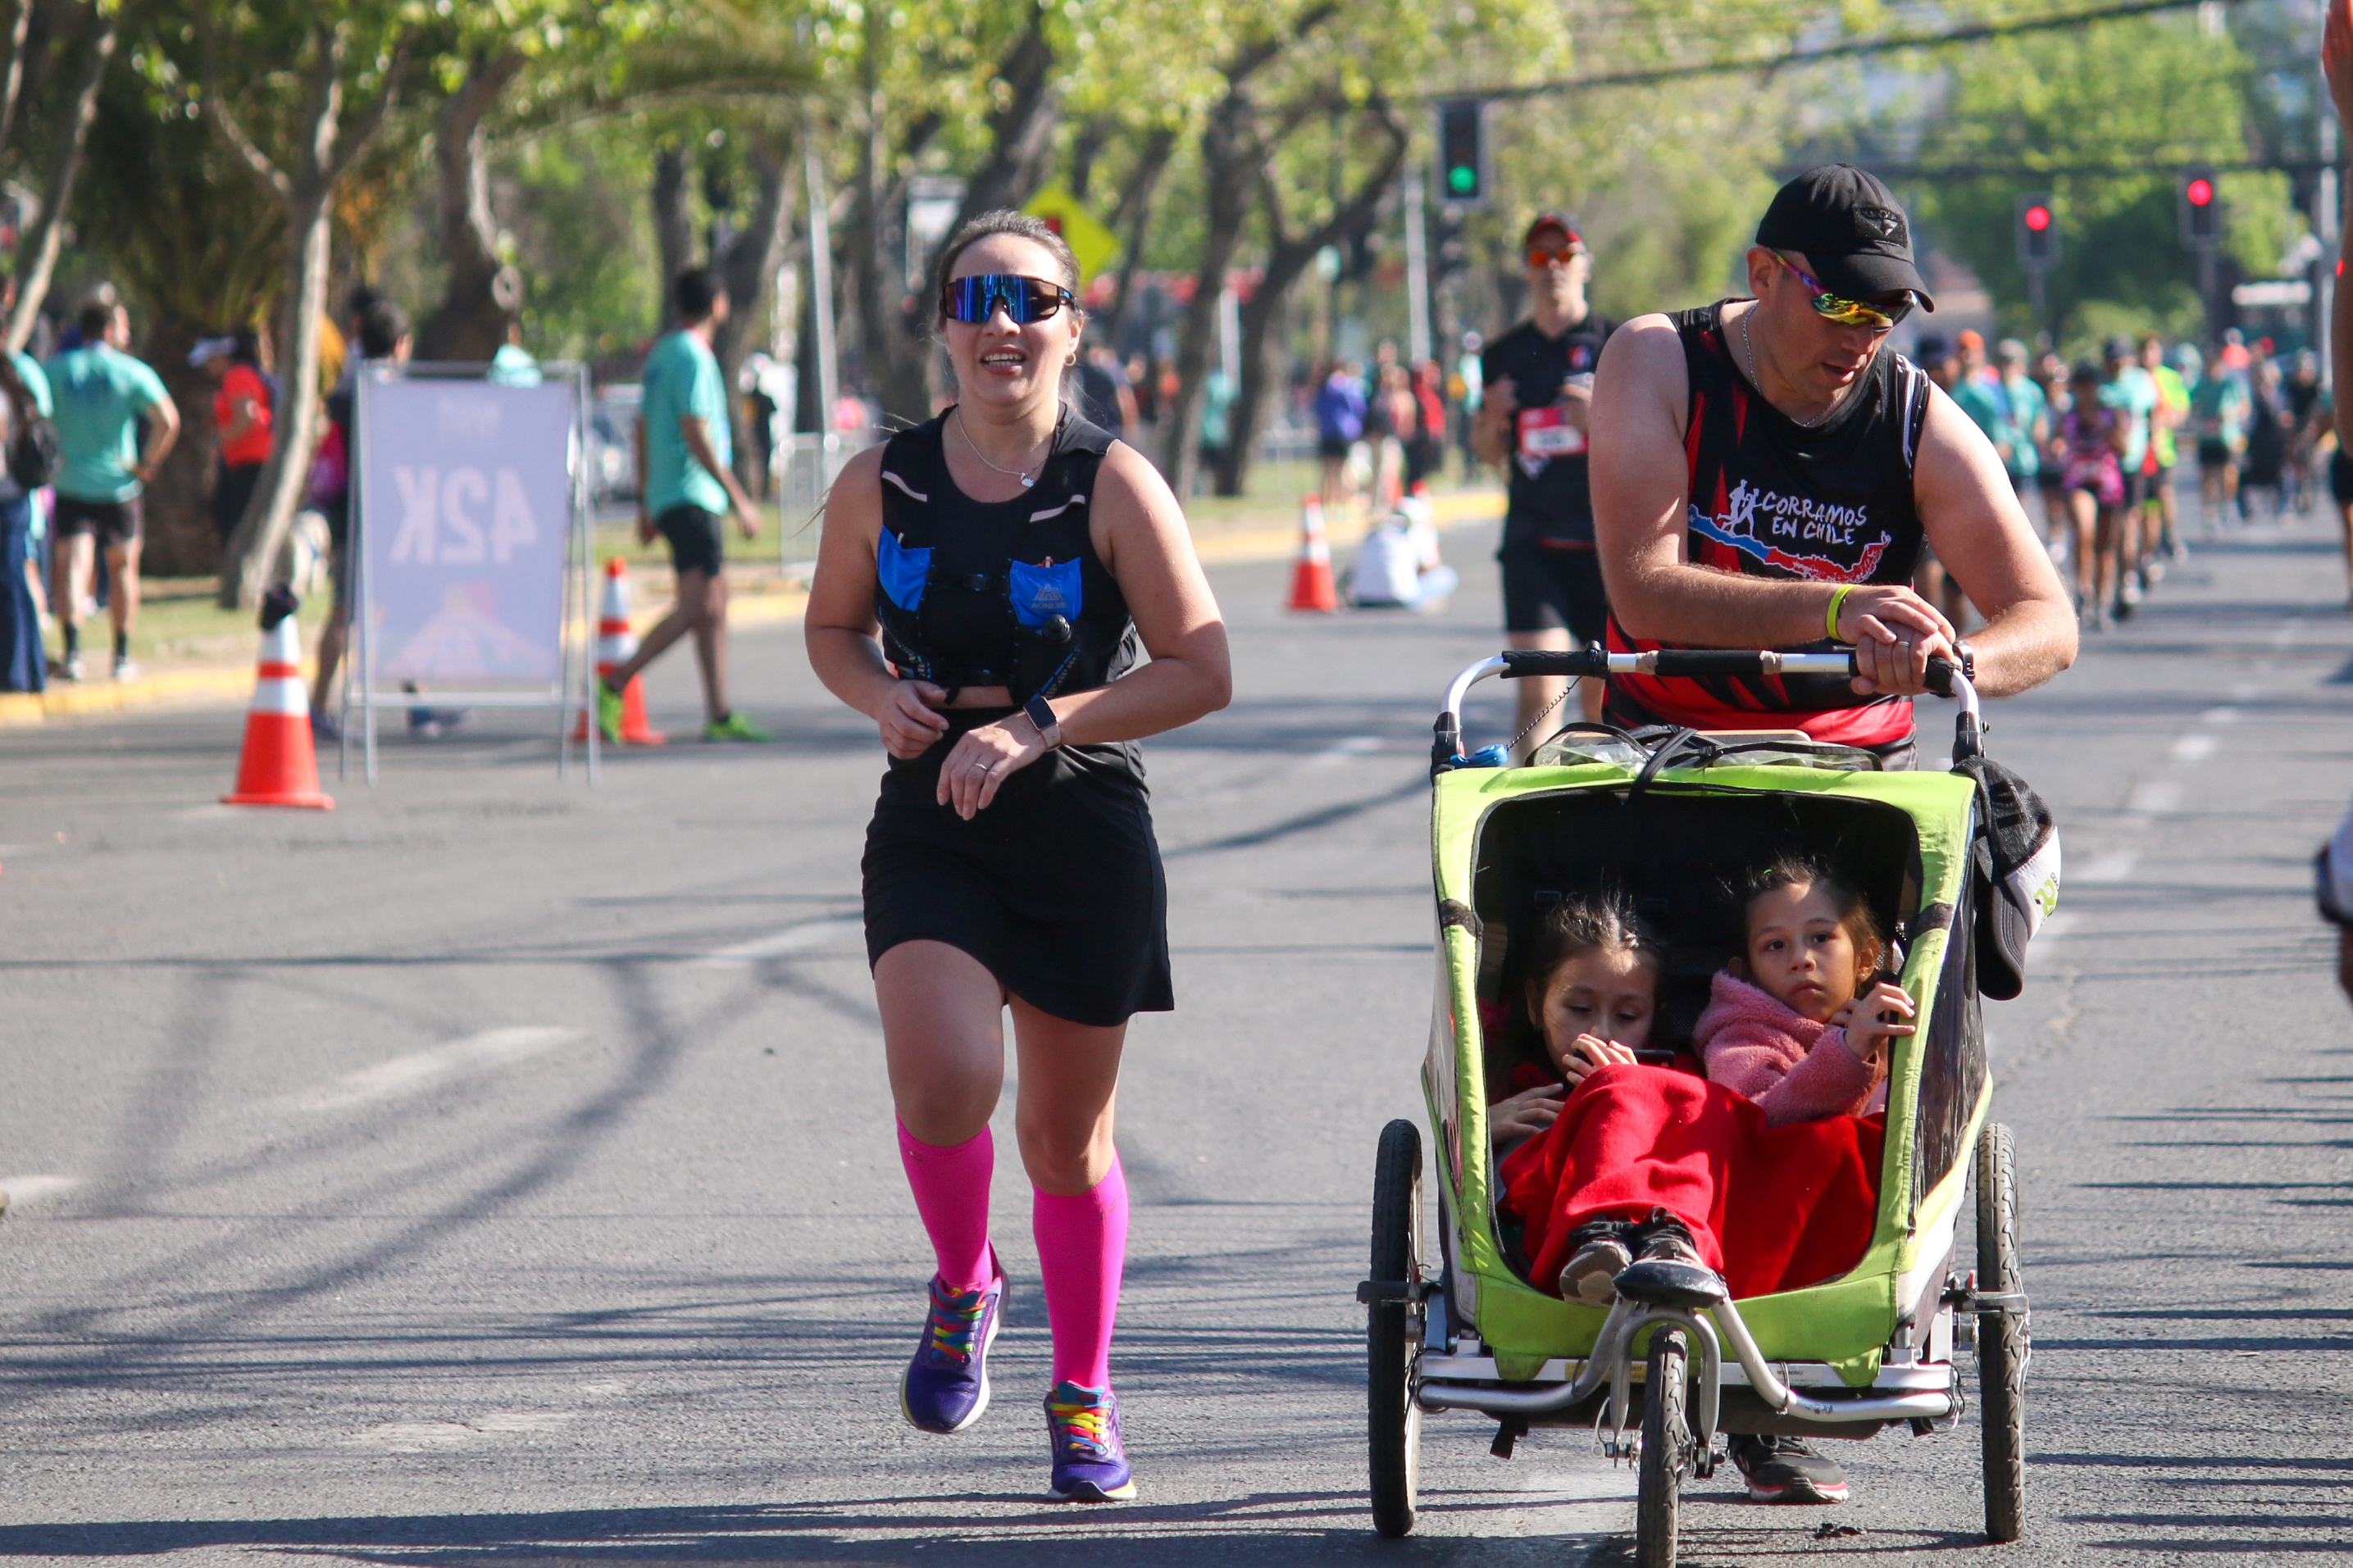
[1022,183,1119,284]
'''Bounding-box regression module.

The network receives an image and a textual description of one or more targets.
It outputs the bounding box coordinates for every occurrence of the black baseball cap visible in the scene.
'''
[1755,164,1934,311]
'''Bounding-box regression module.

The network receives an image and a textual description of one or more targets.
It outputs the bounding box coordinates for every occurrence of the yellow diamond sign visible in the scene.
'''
[1022,183,1120,285]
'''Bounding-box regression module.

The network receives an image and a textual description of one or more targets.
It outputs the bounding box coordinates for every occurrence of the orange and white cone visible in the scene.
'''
[222,604,332,810]
[575,557,665,745]
[1286,493,1339,613]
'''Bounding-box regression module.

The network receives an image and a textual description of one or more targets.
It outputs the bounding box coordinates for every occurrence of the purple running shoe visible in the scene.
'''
[899,1269,1004,1434]
[1044,1380,1136,1502]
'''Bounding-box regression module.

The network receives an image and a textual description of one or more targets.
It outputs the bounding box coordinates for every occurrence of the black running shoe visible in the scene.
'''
[1729,1433,1850,1502]
[1627,1206,1704,1266]
[1555,1218,1632,1305]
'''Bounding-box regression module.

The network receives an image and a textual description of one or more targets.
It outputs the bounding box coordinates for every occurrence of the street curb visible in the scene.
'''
[0,665,262,728]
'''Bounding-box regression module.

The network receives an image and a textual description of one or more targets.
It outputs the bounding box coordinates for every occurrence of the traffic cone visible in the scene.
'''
[575,558,665,744]
[1286,493,1339,613]
[223,590,332,810]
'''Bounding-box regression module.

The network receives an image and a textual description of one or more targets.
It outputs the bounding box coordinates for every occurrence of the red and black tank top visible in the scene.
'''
[1604,301,1932,748]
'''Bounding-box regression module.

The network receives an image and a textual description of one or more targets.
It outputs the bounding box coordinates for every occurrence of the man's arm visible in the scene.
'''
[1471,374,1515,466]
[135,390,180,482]
[1588,311,1955,696]
[681,413,758,535]
[1909,384,2077,698]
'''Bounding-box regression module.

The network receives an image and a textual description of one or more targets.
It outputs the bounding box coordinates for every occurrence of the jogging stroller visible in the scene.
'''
[1359,648,2046,1565]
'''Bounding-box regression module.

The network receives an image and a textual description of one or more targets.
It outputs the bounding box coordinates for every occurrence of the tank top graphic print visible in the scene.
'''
[1604,301,1932,748]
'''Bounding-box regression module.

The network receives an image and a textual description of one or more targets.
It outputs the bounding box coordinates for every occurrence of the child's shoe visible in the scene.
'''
[1556,1218,1634,1305]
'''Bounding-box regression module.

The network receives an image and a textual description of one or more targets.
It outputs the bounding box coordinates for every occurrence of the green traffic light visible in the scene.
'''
[1448,166,1475,194]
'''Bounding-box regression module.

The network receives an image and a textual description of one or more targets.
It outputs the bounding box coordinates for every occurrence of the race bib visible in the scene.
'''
[1518,404,1586,461]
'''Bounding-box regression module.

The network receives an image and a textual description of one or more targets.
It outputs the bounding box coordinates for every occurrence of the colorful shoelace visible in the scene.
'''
[925,1283,988,1364]
[1048,1388,1117,1457]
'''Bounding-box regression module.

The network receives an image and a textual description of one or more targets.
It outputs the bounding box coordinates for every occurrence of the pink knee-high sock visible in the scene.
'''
[1032,1156,1129,1390]
[896,1119,996,1293]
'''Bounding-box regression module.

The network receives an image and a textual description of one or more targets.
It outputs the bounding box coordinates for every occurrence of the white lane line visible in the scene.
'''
[1307,734,1385,764]
[266,1027,581,1117]
[691,915,862,966]
[2076,852,2138,884]
[2200,707,2241,725]
[348,1411,580,1451]
[2169,733,2218,761]
[0,1175,79,1207]
[2126,780,2182,816]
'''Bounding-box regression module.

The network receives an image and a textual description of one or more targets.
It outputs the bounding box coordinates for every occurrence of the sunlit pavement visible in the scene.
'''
[2,504,2348,1563]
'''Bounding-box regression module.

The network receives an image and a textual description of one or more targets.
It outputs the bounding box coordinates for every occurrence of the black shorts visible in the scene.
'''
[2198,440,2232,469]
[211,463,263,543]
[1500,535,1609,642]
[1318,434,1353,462]
[863,711,1172,1027]
[52,495,142,548]
[656,503,725,576]
[2331,450,2353,507]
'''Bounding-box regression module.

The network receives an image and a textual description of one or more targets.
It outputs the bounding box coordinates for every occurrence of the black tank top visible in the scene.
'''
[1604,301,1932,748]
[872,407,1140,704]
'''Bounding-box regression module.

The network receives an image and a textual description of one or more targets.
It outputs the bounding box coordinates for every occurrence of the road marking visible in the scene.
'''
[1307,734,1385,764]
[2169,733,2217,761]
[2125,780,2182,815]
[0,1175,78,1207]
[2076,852,2138,884]
[266,1027,580,1116]
[2200,707,2241,725]
[349,1411,580,1451]
[691,914,862,966]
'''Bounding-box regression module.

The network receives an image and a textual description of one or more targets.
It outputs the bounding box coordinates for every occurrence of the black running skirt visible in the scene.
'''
[862,708,1173,1027]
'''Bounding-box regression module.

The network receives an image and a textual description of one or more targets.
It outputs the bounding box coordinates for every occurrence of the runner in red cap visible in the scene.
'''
[1590,164,2075,770]
[1474,212,1616,753]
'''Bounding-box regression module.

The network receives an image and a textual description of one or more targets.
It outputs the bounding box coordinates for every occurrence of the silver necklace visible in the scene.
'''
[956,406,1050,489]
[1737,307,1832,429]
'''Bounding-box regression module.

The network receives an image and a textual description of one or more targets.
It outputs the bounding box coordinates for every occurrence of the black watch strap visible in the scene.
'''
[1023,694,1059,746]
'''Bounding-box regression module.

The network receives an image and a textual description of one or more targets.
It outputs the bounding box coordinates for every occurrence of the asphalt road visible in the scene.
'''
[3,505,2350,1565]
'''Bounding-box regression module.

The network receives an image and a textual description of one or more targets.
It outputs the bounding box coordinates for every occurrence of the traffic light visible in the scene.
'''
[2180,168,2221,249]
[1436,100,1486,207]
[2015,193,2059,273]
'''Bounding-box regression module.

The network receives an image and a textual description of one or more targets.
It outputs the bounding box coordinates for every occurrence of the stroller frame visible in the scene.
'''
[1362,648,2031,1561]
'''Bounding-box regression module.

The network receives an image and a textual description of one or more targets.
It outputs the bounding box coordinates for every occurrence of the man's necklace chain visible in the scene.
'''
[1738,308,1832,430]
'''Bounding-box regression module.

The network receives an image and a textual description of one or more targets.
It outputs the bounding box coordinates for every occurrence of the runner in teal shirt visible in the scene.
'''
[48,336,172,502]
[602,267,767,743]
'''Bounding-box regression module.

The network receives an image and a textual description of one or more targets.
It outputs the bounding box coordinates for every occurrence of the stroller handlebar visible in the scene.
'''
[1436,647,1981,771]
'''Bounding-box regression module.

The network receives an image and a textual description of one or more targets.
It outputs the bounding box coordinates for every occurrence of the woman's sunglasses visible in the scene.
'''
[940,273,1076,325]
[1772,252,1917,332]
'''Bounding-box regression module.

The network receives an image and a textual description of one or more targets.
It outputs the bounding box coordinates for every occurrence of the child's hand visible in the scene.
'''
[1832,982,1914,1071]
[1490,1083,1564,1143]
[1560,1034,1640,1086]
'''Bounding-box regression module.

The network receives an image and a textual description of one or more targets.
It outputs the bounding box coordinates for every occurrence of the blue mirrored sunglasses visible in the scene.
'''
[941,273,1076,325]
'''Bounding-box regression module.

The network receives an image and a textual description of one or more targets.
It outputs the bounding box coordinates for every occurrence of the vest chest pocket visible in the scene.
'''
[876,529,931,611]
[1008,557,1083,629]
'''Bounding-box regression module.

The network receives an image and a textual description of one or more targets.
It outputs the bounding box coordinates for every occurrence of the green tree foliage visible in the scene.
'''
[1905,11,2287,345]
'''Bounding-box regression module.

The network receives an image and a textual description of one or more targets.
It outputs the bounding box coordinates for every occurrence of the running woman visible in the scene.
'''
[804,211,1231,1503]
[1590,166,2073,776]
[1473,212,1617,748]
[1588,162,2075,1500]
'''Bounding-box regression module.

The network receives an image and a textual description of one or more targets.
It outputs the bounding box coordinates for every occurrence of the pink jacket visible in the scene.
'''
[1693,971,1888,1128]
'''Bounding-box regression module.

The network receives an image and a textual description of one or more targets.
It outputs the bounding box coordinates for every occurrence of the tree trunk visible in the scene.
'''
[949,4,1060,221]
[1218,102,1409,498]
[1160,95,1260,498]
[0,0,34,161]
[1098,125,1176,348]
[5,1,121,352]
[653,143,692,334]
[414,47,525,362]
[709,143,794,485]
[217,181,330,610]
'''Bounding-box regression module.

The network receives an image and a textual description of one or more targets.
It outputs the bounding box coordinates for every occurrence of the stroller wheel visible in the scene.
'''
[1367,1118,1423,1538]
[1636,1326,1691,1568]
[1977,1121,2027,1543]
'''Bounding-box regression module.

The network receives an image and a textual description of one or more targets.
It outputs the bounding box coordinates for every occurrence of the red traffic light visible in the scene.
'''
[2185,177,2214,207]
[2023,204,2051,233]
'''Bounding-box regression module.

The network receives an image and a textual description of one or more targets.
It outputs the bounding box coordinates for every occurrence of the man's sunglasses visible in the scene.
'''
[941,273,1076,325]
[1772,252,1916,332]
[1526,243,1586,268]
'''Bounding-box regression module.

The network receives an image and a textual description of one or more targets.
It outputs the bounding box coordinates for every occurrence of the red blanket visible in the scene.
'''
[1498,1062,1884,1301]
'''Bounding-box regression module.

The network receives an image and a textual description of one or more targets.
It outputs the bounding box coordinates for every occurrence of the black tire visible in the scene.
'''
[1368,1118,1424,1538]
[1976,1120,2026,1543]
[1636,1327,1690,1568]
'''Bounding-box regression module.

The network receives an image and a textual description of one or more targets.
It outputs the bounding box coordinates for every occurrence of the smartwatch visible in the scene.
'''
[1022,694,1062,749]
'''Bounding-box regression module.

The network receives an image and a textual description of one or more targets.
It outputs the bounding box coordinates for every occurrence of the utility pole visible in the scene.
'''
[1403,163,1431,366]
[2320,113,2338,390]
[804,137,840,452]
